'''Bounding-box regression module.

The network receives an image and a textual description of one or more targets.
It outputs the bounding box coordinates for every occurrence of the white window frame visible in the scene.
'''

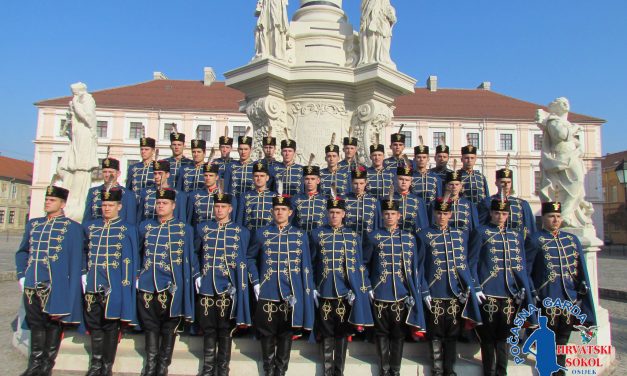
[496,126,517,154]
[428,125,451,151]
[123,114,149,143]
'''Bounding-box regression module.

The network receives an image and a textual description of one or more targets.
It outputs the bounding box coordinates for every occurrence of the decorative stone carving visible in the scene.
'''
[352,100,394,163]
[536,97,594,229]
[358,0,397,67]
[254,0,290,61]
[246,96,287,158]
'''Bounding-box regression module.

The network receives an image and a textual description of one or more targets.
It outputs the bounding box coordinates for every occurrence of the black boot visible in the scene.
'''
[156,332,177,376]
[442,340,458,376]
[479,341,496,376]
[388,337,404,376]
[321,337,335,376]
[141,331,160,376]
[86,329,105,376]
[216,335,232,376]
[274,334,292,376]
[198,335,217,376]
[334,337,348,376]
[430,339,444,376]
[260,336,276,376]
[101,328,120,376]
[20,328,47,376]
[495,341,509,376]
[375,336,390,376]
[41,323,63,376]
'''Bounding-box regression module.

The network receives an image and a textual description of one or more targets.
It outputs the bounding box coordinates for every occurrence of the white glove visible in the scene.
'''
[195,277,202,293]
[313,290,320,308]
[369,290,375,301]
[253,284,260,300]
[81,274,87,294]
[424,295,432,311]
[18,277,25,292]
[476,291,487,304]
[135,279,139,289]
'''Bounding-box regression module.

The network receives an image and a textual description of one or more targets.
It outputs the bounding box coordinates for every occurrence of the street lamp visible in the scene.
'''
[616,159,627,185]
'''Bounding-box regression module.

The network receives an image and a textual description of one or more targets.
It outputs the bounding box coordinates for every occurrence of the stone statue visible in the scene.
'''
[536,97,594,229]
[254,0,290,61]
[56,82,99,222]
[358,0,397,67]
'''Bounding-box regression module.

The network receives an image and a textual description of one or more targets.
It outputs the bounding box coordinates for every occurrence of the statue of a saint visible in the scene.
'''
[254,0,289,61]
[359,0,397,66]
[536,97,594,228]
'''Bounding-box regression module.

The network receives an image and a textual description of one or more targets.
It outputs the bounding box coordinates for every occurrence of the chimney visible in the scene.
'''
[427,75,438,92]
[477,81,491,91]
[153,71,168,80]
[204,67,217,86]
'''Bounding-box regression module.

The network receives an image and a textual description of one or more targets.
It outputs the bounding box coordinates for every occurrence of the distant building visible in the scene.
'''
[0,156,33,232]
[32,69,606,237]
[602,151,627,245]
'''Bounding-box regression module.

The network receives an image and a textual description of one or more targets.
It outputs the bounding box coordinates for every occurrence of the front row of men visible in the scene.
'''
[17,183,596,376]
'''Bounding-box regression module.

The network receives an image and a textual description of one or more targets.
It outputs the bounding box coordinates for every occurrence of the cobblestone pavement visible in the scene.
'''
[605,299,627,375]
[0,233,21,280]
[599,256,627,293]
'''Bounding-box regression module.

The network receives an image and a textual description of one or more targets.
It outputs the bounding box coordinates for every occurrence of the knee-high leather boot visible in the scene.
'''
[216,335,232,376]
[375,336,390,376]
[20,328,47,376]
[430,339,444,376]
[156,332,177,376]
[140,331,160,376]
[274,334,292,376]
[442,340,458,376]
[321,337,335,376]
[197,335,217,376]
[260,336,276,376]
[334,337,348,376]
[101,328,120,376]
[388,337,404,376]
[41,323,64,376]
[86,329,105,376]
[495,340,509,376]
[479,341,496,376]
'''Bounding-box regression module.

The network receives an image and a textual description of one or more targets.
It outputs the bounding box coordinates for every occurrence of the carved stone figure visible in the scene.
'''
[359,0,397,67]
[57,82,99,222]
[536,97,594,228]
[254,0,290,61]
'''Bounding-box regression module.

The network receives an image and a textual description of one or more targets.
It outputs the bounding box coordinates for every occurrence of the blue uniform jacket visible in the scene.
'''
[479,195,536,239]
[320,167,352,198]
[383,156,414,171]
[164,156,194,187]
[126,161,155,199]
[344,192,381,238]
[236,189,277,231]
[83,185,137,224]
[272,162,304,197]
[459,169,490,205]
[224,160,254,197]
[177,164,206,193]
[411,171,442,206]
[366,166,395,200]
[213,157,234,180]
[291,192,328,233]
[187,188,238,226]
[137,187,187,223]
[437,197,479,233]
[393,191,429,233]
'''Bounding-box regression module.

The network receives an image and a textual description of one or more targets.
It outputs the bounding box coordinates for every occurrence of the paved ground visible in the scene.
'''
[599,256,627,293]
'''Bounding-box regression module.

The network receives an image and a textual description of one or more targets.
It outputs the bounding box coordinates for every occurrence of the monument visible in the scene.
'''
[226,0,416,165]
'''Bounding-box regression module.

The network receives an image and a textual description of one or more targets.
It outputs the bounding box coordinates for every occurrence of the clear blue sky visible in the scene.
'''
[1,0,625,161]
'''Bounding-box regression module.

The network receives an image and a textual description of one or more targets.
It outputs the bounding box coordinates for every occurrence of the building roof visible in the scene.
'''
[36,79,605,123]
[602,150,627,170]
[0,156,33,184]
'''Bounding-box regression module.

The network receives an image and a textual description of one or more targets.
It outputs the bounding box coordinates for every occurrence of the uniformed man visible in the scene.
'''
[188,163,235,226]
[344,166,381,240]
[383,126,412,171]
[367,142,394,200]
[247,195,315,376]
[16,185,84,376]
[137,160,187,223]
[194,192,251,376]
[429,142,452,183]
[459,144,490,205]
[82,188,138,376]
[363,195,426,376]
[272,138,303,197]
[214,129,234,180]
[164,129,194,185]
[84,157,137,224]
[393,165,429,233]
[127,136,158,199]
[178,139,208,193]
[525,201,597,374]
[338,133,360,171]
[479,164,536,238]
[224,132,254,197]
[292,164,327,234]
[412,143,441,206]
[236,162,277,231]
[254,129,282,190]
[310,197,373,376]
[442,169,479,234]
[136,188,197,376]
[469,198,535,376]
[416,197,483,376]
[321,134,351,197]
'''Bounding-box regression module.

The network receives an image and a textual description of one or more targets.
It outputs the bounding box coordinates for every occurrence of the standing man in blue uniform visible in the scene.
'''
[137,160,187,223]
[272,138,303,197]
[16,185,84,376]
[254,131,282,189]
[393,165,429,233]
[194,192,251,376]
[84,157,137,224]
[338,134,360,171]
[321,135,351,197]
[82,188,138,376]
[292,165,327,234]
[188,163,230,226]
[214,130,234,180]
[412,144,441,206]
[525,202,596,374]
[310,196,373,376]
[344,166,381,239]
[363,196,426,376]
[443,170,479,234]
[127,137,157,199]
[136,188,197,376]
[164,130,194,186]
[178,139,208,193]
[367,142,394,200]
[383,127,411,171]
[247,195,315,376]
[469,198,535,376]
[416,198,483,376]
[429,143,452,183]
[224,134,255,197]
[459,144,490,205]
[236,162,277,231]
